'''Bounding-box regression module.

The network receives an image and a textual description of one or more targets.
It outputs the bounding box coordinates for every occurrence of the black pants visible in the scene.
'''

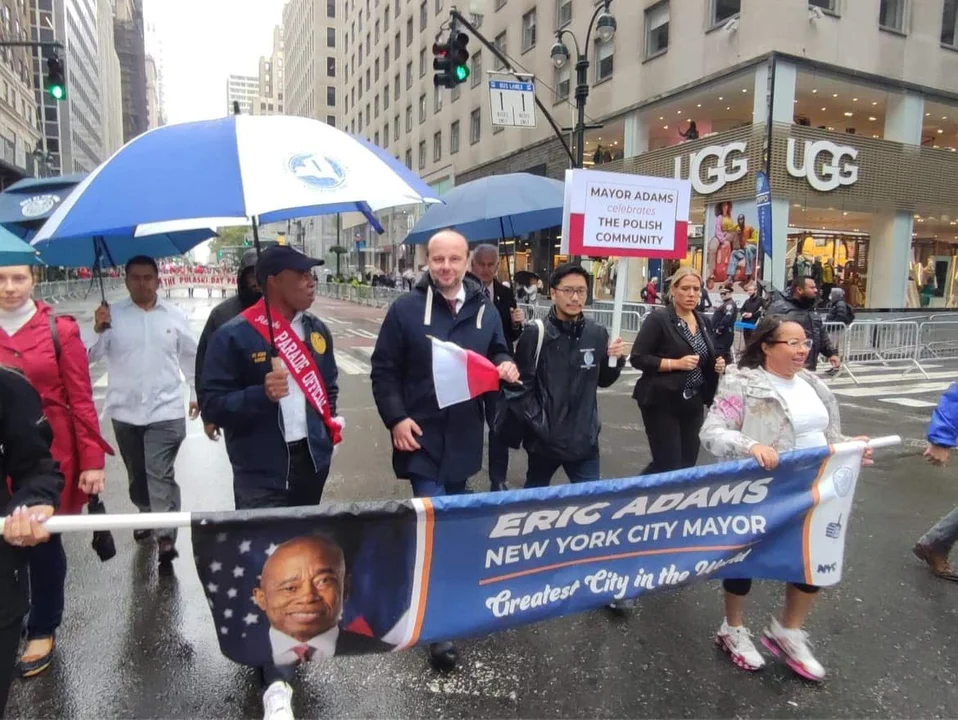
[0,618,20,718]
[26,534,66,638]
[639,394,705,475]
[723,579,820,595]
[233,440,330,687]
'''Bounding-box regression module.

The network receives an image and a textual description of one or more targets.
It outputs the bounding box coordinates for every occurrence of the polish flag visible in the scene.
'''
[431,337,501,409]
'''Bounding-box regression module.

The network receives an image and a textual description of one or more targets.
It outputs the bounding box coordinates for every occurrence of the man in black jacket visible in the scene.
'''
[0,368,63,715]
[739,281,764,343]
[514,264,625,488]
[766,276,840,372]
[195,249,262,440]
[471,244,524,490]
[711,286,738,364]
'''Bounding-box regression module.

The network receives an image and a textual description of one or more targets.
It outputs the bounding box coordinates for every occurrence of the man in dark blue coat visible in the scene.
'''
[370,229,518,671]
[200,246,341,718]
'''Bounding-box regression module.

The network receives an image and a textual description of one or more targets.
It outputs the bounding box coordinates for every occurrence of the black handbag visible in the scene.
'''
[87,494,116,562]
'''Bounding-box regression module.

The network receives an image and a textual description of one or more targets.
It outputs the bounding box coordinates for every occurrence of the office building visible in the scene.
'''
[252,25,284,115]
[226,73,257,116]
[98,0,124,157]
[145,54,160,129]
[114,0,147,143]
[0,0,42,184]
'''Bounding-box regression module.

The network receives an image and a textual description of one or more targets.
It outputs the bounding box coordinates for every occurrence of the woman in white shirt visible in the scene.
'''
[700,316,868,683]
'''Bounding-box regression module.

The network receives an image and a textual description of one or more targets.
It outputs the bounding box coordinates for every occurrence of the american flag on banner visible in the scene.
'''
[191,504,420,667]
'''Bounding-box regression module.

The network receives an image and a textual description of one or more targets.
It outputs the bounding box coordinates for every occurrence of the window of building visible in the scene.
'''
[420,1,427,30]
[367,33,372,55]
[358,110,363,127]
[879,0,906,32]
[556,0,572,28]
[522,9,536,52]
[375,58,380,81]
[419,140,426,169]
[433,131,442,161]
[395,114,400,140]
[595,38,613,81]
[327,0,336,18]
[366,68,371,88]
[406,61,413,89]
[710,0,740,26]
[436,0,443,13]
[327,86,336,105]
[419,47,426,76]
[394,74,400,100]
[384,121,389,144]
[494,32,506,70]
[375,130,380,145]
[554,63,570,100]
[434,85,442,112]
[375,20,380,42]
[471,51,482,87]
[451,83,460,101]
[405,148,412,168]
[407,17,413,45]
[419,93,427,122]
[384,88,390,109]
[809,0,837,13]
[943,0,958,45]
[327,57,336,76]
[375,95,380,117]
[495,0,506,9]
[406,104,412,131]
[395,2,400,18]
[327,114,336,127]
[395,32,401,57]
[327,27,336,47]
[470,107,481,143]
[450,120,460,153]
[645,2,669,58]
[385,4,390,25]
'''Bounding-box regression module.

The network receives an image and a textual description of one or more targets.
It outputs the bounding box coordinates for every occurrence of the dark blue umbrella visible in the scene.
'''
[0,173,87,238]
[404,173,564,246]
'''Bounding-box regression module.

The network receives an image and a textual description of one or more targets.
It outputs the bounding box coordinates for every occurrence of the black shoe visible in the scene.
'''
[428,641,458,671]
[157,538,179,565]
[133,529,152,542]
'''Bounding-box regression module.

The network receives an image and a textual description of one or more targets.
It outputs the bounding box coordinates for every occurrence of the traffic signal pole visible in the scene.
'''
[448,9,574,165]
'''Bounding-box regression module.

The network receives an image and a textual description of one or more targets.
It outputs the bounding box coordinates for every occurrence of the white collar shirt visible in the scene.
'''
[88,296,197,426]
[269,625,339,665]
[278,312,309,442]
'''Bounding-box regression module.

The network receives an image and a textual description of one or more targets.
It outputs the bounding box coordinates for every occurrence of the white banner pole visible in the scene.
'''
[609,258,627,367]
[0,511,192,535]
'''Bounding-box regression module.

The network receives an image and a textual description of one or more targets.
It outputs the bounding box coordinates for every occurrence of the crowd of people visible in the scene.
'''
[0,233,954,720]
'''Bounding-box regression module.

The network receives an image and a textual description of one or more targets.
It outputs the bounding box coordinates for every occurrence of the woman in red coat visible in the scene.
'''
[0,264,109,678]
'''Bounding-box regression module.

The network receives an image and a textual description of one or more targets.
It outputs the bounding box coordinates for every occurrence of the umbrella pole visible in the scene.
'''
[93,236,111,330]
[251,219,277,351]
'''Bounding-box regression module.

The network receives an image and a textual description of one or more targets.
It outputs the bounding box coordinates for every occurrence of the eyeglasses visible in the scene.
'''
[773,339,813,349]
[554,286,588,298]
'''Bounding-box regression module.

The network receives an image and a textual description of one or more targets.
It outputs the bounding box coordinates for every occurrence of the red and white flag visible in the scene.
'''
[430,337,500,409]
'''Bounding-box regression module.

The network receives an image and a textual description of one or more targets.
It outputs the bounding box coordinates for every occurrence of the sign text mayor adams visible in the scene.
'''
[564,169,692,260]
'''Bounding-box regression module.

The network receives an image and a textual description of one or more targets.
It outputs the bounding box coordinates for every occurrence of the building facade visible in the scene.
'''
[226,73,257,116]
[145,54,160,129]
[0,0,42,185]
[338,0,958,307]
[98,0,123,158]
[252,25,285,116]
[114,0,147,143]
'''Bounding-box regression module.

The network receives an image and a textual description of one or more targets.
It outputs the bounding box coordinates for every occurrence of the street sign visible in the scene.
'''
[488,79,536,128]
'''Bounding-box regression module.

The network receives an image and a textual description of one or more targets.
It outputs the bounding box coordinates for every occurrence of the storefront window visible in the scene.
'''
[582,118,624,166]
[793,69,892,138]
[921,99,958,151]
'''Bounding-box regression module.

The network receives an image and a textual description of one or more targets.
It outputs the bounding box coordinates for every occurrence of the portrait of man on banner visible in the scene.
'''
[705,199,760,297]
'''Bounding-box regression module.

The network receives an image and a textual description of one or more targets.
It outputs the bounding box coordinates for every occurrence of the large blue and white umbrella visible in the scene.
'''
[33,114,440,245]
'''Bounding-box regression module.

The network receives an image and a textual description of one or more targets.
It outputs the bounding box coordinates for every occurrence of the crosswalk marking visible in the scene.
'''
[353,347,375,358]
[344,327,378,339]
[333,350,371,375]
[323,316,351,325]
[830,381,952,398]
[879,397,938,408]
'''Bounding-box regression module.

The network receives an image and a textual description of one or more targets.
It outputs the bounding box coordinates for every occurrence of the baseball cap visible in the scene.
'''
[255,245,324,285]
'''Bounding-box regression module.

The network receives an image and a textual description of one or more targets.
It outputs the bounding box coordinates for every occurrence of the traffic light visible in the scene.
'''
[44,54,66,101]
[450,32,470,84]
[433,32,470,88]
[432,41,454,88]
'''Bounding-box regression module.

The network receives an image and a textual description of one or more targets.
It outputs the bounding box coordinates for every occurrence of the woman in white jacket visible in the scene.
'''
[700,315,868,682]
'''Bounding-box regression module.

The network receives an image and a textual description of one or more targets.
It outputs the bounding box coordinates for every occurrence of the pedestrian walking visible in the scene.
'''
[201,246,342,719]
[700,316,870,681]
[0,265,111,678]
[825,287,855,326]
[766,276,840,372]
[470,244,523,491]
[711,286,738,365]
[0,367,63,716]
[195,249,262,441]
[89,256,198,567]
[739,281,763,343]
[630,267,725,474]
[514,263,625,488]
[913,382,958,581]
[370,229,517,671]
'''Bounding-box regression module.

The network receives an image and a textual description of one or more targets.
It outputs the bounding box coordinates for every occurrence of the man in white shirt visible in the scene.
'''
[90,256,198,567]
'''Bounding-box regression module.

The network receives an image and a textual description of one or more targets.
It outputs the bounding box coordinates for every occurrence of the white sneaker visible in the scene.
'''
[762,617,826,682]
[263,681,294,720]
[715,619,766,671]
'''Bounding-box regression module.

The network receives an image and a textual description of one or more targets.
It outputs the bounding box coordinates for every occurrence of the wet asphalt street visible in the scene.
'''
[6,291,958,719]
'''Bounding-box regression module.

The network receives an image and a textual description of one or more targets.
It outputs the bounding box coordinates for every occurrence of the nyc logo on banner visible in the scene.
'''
[193,444,864,667]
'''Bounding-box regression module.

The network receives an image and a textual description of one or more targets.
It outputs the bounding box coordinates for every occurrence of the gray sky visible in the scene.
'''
[145,0,286,124]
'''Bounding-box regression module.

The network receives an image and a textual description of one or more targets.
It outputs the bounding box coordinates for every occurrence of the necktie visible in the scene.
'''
[447,298,457,315]
[292,644,315,662]
[487,287,493,301]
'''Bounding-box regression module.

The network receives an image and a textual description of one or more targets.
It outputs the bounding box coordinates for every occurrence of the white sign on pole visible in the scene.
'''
[488,79,537,128]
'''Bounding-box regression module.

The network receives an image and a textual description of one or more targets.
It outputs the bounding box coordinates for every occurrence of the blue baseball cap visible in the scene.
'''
[255,245,324,285]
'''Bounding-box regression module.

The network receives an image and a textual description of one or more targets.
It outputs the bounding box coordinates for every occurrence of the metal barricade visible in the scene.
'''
[834,320,927,384]
[918,321,958,362]
[516,303,538,322]
[822,321,849,363]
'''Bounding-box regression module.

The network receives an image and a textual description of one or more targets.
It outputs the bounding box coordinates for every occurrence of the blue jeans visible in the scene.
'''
[484,393,509,490]
[727,245,757,278]
[409,475,469,498]
[920,506,958,554]
[26,533,66,638]
[524,452,601,489]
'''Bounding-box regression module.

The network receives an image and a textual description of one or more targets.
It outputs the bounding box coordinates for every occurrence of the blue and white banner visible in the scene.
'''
[756,170,773,260]
[192,443,865,667]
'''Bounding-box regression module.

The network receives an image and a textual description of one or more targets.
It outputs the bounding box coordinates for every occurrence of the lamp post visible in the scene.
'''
[550,0,617,169]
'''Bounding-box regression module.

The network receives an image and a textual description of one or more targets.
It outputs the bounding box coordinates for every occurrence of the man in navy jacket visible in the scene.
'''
[370,229,518,670]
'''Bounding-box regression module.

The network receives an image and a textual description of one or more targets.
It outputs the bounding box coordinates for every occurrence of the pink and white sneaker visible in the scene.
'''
[715,619,766,671]
[762,617,826,682]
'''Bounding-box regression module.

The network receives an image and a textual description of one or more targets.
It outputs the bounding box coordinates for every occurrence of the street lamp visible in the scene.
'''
[550,0,617,169]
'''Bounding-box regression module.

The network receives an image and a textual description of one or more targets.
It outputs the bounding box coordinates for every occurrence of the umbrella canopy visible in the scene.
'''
[403,173,564,246]
[32,228,216,268]
[0,173,86,238]
[34,114,440,244]
[0,224,43,266]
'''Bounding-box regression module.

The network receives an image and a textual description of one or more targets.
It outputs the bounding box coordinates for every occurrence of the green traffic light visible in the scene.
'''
[49,85,64,100]
[455,64,469,82]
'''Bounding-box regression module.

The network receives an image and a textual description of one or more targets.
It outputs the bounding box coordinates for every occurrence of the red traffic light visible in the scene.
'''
[432,42,449,56]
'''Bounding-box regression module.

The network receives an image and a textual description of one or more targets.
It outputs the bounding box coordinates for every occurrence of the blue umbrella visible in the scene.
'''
[0,225,42,266]
[0,173,86,238]
[404,173,564,246]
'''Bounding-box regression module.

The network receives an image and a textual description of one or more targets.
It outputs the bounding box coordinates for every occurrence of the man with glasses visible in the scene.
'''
[514,263,625,488]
